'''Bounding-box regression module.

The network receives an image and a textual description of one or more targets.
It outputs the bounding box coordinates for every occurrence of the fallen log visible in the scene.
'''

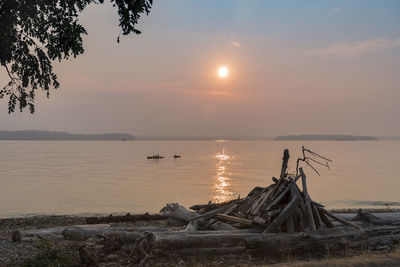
[263,194,301,233]
[189,199,237,212]
[201,203,239,230]
[153,225,400,257]
[353,209,400,225]
[322,209,361,230]
[160,203,236,230]
[311,203,323,230]
[279,149,290,180]
[14,224,111,242]
[317,207,334,228]
[75,225,400,264]
[188,203,235,222]
[299,167,316,231]
[215,214,255,226]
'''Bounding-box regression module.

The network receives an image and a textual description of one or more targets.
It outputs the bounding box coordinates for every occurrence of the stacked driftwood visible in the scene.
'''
[161,148,359,233]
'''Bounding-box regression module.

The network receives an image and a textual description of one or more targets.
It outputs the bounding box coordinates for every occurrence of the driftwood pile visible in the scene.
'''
[161,148,359,233]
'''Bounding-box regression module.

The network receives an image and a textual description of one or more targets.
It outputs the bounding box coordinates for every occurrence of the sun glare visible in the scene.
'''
[218,66,229,79]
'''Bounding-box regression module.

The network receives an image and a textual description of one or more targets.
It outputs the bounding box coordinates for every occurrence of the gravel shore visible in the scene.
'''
[0,215,85,266]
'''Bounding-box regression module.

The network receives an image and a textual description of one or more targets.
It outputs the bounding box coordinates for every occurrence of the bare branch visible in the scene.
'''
[295,146,332,177]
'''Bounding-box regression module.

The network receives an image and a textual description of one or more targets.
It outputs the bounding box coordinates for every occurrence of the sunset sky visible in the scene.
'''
[1,0,400,137]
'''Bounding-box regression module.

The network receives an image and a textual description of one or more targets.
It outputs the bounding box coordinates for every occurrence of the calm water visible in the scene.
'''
[0,140,399,218]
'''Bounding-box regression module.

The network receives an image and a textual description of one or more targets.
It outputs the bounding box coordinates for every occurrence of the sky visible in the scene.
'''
[1,0,400,137]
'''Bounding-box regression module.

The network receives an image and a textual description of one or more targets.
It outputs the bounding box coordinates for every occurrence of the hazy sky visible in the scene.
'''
[1,0,400,137]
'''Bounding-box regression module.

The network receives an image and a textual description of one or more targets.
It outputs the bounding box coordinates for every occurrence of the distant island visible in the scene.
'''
[134,135,272,141]
[0,130,135,141]
[275,134,378,141]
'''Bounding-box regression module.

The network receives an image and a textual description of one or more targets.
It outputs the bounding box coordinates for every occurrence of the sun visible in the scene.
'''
[217,66,229,79]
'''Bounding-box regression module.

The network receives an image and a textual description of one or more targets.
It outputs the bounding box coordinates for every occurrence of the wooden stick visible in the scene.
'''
[216,214,254,226]
[291,185,308,228]
[189,203,235,222]
[311,203,323,230]
[263,194,301,233]
[249,188,273,215]
[317,207,334,228]
[280,149,290,180]
[201,203,238,230]
[265,183,291,211]
[299,167,316,231]
[321,209,361,230]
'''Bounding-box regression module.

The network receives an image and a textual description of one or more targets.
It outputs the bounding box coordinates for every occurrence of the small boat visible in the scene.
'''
[147,154,164,159]
[173,154,181,158]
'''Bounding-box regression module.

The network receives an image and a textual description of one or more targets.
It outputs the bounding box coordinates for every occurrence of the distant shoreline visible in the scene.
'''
[0,130,135,141]
[1,130,399,141]
[275,134,378,141]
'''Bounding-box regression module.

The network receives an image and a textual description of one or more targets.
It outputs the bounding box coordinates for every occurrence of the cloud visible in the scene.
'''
[306,37,400,56]
[230,40,241,48]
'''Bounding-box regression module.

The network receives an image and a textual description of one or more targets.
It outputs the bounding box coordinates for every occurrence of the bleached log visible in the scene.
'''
[265,183,291,211]
[160,203,198,222]
[154,226,400,257]
[201,203,238,230]
[311,203,323,230]
[14,224,111,242]
[317,207,334,228]
[17,224,400,260]
[352,209,400,225]
[190,199,237,212]
[216,214,255,226]
[299,167,316,231]
[279,149,290,180]
[189,203,235,222]
[249,188,274,215]
[160,203,236,230]
[322,209,361,230]
[263,194,301,233]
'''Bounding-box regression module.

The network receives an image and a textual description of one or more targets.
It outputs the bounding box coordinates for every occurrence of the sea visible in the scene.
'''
[0,140,399,218]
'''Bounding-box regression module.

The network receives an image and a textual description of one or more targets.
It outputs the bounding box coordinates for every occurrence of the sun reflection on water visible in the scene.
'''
[213,148,234,203]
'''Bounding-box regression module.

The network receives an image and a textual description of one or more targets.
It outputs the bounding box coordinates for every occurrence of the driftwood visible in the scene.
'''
[188,203,236,222]
[264,194,301,233]
[353,209,400,226]
[299,167,317,231]
[73,225,400,263]
[280,149,290,180]
[216,214,254,226]
[322,209,361,230]
[189,199,237,212]
[317,207,334,228]
[160,203,236,231]
[202,203,238,230]
[17,210,400,243]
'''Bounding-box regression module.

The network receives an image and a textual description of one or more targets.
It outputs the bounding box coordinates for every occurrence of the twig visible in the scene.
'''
[296,146,332,177]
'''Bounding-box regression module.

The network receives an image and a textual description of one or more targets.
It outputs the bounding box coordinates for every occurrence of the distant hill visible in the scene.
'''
[275,134,378,141]
[0,130,135,140]
[134,135,272,141]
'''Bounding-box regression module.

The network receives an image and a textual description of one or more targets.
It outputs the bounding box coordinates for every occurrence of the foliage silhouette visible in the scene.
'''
[0,0,152,113]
